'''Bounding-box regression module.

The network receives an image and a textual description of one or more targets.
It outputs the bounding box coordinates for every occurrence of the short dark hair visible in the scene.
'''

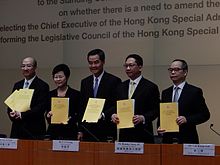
[52,64,70,78]
[172,59,188,71]
[87,49,105,62]
[125,54,143,66]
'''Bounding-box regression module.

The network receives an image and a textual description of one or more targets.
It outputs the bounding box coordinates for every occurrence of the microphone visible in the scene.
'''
[143,128,163,144]
[143,128,154,137]
[80,120,100,142]
[210,124,220,136]
[21,122,46,140]
[20,124,37,140]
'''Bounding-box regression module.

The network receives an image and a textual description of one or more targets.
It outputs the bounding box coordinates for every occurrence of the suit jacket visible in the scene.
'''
[161,82,210,144]
[79,71,121,142]
[114,77,160,143]
[7,76,49,139]
[46,87,80,140]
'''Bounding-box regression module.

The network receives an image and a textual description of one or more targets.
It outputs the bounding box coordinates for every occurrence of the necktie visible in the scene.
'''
[173,87,179,102]
[93,78,99,97]
[24,81,29,88]
[129,81,135,98]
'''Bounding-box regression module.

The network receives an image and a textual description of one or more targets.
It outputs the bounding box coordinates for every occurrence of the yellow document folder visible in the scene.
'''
[82,98,105,123]
[51,97,69,124]
[160,102,179,132]
[4,90,19,111]
[4,89,34,112]
[117,99,134,129]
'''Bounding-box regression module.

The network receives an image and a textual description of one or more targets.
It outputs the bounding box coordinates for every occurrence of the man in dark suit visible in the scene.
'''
[78,49,121,142]
[158,59,210,144]
[7,57,49,139]
[111,54,160,143]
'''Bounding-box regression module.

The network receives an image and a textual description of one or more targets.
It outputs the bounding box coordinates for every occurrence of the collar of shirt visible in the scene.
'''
[129,75,142,86]
[173,81,186,98]
[24,75,36,88]
[173,81,186,90]
[93,71,104,88]
[129,75,142,95]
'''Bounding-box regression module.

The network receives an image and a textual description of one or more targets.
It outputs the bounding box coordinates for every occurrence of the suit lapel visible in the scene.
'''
[131,78,144,99]
[162,86,173,102]
[29,77,37,89]
[167,87,173,102]
[178,83,189,103]
[120,80,129,99]
[19,80,25,89]
[96,72,107,97]
[88,76,94,97]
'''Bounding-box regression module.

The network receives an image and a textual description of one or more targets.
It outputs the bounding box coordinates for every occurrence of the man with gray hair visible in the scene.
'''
[7,57,49,139]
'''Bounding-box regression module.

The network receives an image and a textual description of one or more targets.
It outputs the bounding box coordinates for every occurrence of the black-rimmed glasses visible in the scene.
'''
[168,68,183,72]
[123,63,137,68]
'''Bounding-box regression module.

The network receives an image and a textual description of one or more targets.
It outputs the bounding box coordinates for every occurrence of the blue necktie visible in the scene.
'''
[93,78,99,97]
[173,87,179,102]
[24,81,29,88]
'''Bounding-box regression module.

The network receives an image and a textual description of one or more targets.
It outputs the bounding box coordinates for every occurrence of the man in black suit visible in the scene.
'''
[7,57,49,139]
[158,59,210,144]
[78,49,121,142]
[111,54,160,143]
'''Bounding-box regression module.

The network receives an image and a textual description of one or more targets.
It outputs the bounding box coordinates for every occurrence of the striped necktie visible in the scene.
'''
[93,78,99,97]
[24,81,29,88]
[129,81,135,98]
[173,87,179,102]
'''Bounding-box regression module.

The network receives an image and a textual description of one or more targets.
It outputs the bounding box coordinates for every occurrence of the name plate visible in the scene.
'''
[115,142,144,154]
[183,144,215,156]
[52,140,79,152]
[0,138,17,149]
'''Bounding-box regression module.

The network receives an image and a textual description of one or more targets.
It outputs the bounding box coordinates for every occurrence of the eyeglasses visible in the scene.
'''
[168,68,183,72]
[123,63,137,68]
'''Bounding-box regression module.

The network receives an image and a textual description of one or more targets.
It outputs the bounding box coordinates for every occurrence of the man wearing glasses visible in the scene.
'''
[111,54,160,143]
[158,59,210,144]
[7,57,49,139]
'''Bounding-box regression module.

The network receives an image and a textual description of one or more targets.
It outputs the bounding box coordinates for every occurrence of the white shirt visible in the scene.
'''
[129,75,145,124]
[93,71,104,89]
[23,76,36,89]
[172,81,186,101]
[128,75,142,98]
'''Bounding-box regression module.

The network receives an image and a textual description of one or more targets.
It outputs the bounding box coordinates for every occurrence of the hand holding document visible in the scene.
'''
[117,99,134,129]
[4,89,34,112]
[160,103,179,132]
[51,97,69,124]
[82,98,105,123]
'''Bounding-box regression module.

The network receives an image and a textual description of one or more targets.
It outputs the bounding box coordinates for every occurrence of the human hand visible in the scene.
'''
[111,114,119,124]
[157,127,166,135]
[47,111,53,118]
[133,115,144,125]
[176,116,187,125]
[15,111,21,119]
[77,132,83,141]
[10,111,21,119]
[10,111,16,118]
